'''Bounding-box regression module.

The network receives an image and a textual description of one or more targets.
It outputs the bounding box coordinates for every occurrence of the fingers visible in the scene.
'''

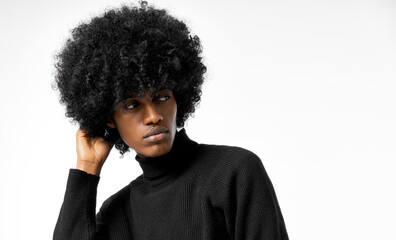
[76,127,113,160]
[76,128,109,144]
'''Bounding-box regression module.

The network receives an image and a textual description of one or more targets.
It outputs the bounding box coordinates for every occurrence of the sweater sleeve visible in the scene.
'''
[206,151,289,240]
[53,169,108,240]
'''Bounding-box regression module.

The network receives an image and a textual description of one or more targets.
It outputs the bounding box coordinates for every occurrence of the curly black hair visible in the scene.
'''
[54,2,206,155]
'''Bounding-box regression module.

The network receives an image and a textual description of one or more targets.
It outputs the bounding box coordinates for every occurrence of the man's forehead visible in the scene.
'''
[125,86,168,98]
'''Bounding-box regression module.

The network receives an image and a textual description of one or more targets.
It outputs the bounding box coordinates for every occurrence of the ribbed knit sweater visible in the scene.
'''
[53,129,288,240]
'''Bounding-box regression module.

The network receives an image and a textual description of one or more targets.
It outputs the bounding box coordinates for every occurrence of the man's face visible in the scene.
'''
[108,89,177,158]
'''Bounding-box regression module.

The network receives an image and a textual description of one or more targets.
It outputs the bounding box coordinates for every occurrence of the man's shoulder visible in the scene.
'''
[195,143,264,175]
[194,143,268,199]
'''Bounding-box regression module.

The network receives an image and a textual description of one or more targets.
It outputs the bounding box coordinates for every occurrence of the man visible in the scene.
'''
[54,2,288,239]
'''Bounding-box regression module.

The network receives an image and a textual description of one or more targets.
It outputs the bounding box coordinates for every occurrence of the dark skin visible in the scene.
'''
[76,89,177,176]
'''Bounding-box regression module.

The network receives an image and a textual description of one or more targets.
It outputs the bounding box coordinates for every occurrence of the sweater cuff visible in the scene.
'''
[66,169,100,199]
[69,168,101,179]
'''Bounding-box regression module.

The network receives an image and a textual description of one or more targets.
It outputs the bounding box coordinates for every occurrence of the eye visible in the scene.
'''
[156,95,171,102]
[123,101,139,110]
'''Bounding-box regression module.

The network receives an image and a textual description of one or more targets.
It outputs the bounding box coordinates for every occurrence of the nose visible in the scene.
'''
[143,102,163,125]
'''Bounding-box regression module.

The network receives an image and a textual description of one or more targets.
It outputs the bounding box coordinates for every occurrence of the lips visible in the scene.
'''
[143,127,169,140]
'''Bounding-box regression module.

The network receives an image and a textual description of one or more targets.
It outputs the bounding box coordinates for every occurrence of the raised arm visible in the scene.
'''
[53,128,113,240]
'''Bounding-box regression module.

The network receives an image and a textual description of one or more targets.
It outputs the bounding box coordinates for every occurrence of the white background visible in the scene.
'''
[1,0,395,239]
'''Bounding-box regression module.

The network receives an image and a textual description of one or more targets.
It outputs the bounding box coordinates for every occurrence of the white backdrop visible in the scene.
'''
[1,0,395,239]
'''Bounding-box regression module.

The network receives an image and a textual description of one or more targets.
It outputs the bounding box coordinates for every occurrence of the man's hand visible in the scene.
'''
[75,128,113,176]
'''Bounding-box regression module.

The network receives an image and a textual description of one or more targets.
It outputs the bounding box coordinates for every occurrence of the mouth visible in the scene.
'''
[143,127,169,143]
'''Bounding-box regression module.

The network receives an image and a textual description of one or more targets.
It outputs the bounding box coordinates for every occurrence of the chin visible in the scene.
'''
[138,143,172,158]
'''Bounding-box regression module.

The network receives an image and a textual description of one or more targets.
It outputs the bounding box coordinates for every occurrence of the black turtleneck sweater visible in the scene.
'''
[54,129,288,240]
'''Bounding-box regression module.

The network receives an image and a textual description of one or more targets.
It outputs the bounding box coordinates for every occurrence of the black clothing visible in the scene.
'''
[54,129,288,240]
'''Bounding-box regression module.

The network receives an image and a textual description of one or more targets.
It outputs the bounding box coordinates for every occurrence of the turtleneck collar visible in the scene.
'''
[135,128,198,180]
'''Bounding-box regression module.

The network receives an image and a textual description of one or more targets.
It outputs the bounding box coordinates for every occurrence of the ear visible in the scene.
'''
[107,120,116,129]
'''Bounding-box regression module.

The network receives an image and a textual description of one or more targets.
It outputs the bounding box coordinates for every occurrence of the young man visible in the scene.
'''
[53,2,288,239]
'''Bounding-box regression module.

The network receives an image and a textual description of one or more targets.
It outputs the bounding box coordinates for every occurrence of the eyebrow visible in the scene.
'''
[124,93,138,99]
[125,88,170,99]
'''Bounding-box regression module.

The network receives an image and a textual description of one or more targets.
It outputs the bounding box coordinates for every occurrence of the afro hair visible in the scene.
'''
[54,2,206,155]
